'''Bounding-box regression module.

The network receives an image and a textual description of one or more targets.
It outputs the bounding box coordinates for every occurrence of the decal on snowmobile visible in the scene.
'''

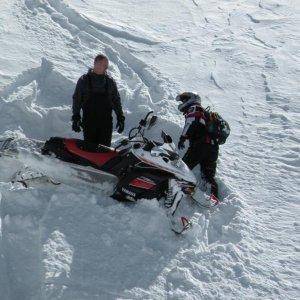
[129,177,156,190]
[122,187,136,198]
[132,151,195,184]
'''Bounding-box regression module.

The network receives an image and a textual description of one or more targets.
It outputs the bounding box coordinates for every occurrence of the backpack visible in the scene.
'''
[205,109,230,145]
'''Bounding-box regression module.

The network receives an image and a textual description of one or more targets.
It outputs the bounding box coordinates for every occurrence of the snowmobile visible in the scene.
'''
[41,112,203,233]
[0,112,218,233]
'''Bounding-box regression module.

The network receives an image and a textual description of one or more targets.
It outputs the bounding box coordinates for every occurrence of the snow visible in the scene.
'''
[0,0,299,299]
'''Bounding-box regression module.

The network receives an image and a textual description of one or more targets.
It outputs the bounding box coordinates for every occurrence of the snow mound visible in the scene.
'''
[0,58,73,140]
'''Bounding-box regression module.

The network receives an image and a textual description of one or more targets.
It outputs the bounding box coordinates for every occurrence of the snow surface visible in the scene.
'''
[0,0,299,299]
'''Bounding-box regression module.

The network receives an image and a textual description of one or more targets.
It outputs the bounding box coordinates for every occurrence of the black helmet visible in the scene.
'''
[176,92,201,112]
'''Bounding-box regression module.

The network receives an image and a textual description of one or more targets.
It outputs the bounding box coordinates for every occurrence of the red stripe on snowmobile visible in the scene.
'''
[64,139,118,167]
[129,178,156,190]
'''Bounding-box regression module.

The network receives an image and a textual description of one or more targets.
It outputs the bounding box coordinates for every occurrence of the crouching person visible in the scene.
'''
[176,92,230,200]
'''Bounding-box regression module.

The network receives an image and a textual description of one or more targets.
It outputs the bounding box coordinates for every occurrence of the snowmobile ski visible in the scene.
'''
[11,166,61,188]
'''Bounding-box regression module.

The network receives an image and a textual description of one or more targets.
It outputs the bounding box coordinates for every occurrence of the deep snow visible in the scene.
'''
[0,0,299,299]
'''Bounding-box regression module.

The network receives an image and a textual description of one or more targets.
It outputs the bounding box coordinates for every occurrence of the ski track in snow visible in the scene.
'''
[0,0,299,299]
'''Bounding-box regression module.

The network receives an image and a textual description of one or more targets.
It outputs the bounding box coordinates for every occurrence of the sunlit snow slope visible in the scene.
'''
[0,0,299,299]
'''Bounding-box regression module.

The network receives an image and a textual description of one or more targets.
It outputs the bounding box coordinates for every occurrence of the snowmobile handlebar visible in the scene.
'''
[115,111,155,150]
[128,127,141,140]
[128,111,154,140]
[139,111,153,127]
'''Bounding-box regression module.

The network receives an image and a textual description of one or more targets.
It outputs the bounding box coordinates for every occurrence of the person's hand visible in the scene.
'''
[178,136,185,150]
[116,115,125,133]
[72,114,82,133]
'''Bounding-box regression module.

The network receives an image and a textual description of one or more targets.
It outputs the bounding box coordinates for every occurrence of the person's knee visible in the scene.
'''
[201,163,217,184]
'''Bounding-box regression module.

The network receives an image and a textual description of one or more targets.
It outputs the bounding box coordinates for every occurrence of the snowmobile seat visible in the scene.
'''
[65,139,118,167]
[76,140,112,153]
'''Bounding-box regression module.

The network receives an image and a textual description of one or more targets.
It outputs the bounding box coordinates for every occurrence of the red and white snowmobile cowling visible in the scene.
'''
[0,112,216,234]
[42,112,198,233]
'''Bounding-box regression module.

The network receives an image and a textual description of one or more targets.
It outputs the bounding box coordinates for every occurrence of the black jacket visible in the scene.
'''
[181,103,219,147]
[72,70,124,120]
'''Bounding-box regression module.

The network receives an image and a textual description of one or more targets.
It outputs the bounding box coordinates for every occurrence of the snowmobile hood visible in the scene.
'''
[131,147,197,185]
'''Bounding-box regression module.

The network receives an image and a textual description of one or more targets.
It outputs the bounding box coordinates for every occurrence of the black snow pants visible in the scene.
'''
[83,122,112,147]
[183,141,219,198]
[82,82,113,147]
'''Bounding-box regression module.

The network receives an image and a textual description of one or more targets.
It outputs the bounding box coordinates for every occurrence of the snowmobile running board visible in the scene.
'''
[67,163,118,183]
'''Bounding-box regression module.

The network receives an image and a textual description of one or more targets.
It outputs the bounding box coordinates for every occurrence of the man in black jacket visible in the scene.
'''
[72,54,125,146]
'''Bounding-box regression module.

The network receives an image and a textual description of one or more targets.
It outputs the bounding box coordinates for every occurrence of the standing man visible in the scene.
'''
[72,54,125,146]
[176,92,220,200]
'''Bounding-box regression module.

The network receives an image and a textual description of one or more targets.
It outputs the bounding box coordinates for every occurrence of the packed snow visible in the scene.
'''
[0,0,299,299]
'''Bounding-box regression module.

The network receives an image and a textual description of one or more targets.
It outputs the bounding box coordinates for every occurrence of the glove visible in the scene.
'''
[116,115,125,134]
[178,136,186,150]
[72,114,82,133]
